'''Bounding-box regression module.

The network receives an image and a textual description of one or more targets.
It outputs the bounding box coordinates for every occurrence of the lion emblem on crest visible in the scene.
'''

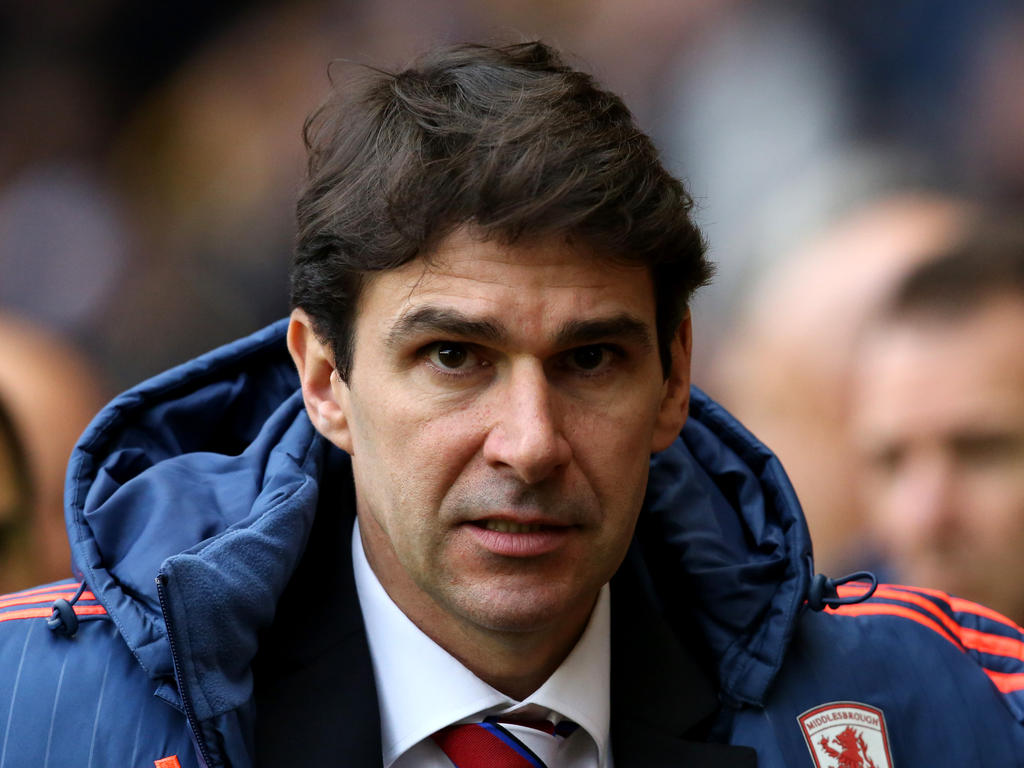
[818,725,880,768]
[798,702,894,768]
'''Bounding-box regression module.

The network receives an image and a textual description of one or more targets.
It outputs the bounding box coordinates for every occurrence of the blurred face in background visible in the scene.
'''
[0,314,108,593]
[852,295,1024,622]
[0,409,32,592]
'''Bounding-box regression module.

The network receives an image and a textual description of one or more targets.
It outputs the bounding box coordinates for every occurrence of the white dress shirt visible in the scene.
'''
[352,519,613,768]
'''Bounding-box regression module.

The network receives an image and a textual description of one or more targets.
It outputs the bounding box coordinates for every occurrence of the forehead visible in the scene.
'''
[866,298,1024,378]
[856,297,1024,429]
[356,229,656,332]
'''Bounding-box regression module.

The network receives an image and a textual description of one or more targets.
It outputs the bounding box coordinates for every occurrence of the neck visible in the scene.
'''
[359,521,596,701]
[423,605,592,701]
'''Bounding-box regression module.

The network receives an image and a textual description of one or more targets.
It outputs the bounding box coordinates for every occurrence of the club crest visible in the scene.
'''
[798,701,894,768]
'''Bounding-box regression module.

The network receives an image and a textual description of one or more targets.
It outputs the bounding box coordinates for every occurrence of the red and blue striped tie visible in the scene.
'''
[431,717,578,768]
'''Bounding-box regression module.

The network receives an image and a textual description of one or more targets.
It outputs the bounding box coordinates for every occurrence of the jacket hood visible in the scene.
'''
[65,319,813,720]
[65,320,321,687]
[642,394,814,706]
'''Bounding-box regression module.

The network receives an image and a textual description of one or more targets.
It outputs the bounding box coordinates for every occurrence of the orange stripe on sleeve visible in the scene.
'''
[0,607,54,623]
[838,582,959,606]
[0,582,83,601]
[0,604,106,624]
[834,582,875,596]
[949,597,1024,633]
[879,584,1024,629]
[882,583,949,600]
[825,603,962,648]
[986,670,1024,694]
[853,585,964,639]
[832,584,1024,664]
[960,627,1024,661]
[0,591,97,611]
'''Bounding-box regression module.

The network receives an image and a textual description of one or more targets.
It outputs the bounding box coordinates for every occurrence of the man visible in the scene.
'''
[852,218,1024,624]
[707,193,972,575]
[1,42,1022,768]
[0,312,108,593]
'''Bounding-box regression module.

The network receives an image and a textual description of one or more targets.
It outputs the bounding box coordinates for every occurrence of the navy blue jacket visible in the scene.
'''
[1,320,1023,767]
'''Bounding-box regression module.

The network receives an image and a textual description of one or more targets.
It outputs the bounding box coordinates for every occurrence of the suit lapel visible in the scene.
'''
[610,545,757,767]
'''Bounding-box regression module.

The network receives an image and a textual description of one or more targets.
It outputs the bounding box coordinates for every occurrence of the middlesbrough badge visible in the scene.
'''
[798,701,894,768]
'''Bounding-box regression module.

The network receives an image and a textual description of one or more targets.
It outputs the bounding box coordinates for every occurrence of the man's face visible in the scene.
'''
[309,229,689,644]
[852,296,1024,621]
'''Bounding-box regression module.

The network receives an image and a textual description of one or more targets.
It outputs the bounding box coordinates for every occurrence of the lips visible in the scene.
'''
[463,517,575,557]
[479,519,547,534]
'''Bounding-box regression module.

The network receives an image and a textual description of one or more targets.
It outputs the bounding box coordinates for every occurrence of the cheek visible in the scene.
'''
[864,491,914,546]
[567,383,661,449]
[352,404,483,519]
[569,407,654,518]
[573,403,651,468]
[966,479,1024,545]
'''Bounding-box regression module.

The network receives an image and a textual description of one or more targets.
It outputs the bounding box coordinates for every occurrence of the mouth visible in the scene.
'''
[463,517,576,557]
[475,520,553,534]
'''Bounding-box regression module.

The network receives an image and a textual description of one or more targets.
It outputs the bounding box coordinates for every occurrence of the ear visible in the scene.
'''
[286,308,354,454]
[650,312,692,452]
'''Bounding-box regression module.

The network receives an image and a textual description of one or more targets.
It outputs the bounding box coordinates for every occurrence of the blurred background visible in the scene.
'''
[2,0,1023,602]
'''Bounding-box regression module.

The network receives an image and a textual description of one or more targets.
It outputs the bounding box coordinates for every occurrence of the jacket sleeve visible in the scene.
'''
[0,581,197,768]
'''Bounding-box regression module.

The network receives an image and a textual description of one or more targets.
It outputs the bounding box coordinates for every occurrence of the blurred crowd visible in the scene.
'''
[2,0,1024,619]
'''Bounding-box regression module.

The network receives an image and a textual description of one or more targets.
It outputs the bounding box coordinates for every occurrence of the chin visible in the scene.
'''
[486,610,564,634]
[452,583,594,635]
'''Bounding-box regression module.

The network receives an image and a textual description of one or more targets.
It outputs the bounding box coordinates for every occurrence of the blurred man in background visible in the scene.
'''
[0,313,107,593]
[707,193,972,575]
[852,217,1024,623]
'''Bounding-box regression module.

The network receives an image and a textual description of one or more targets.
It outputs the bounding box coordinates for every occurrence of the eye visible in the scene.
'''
[432,342,469,369]
[570,346,606,370]
[869,444,906,477]
[423,341,485,375]
[563,344,618,375]
[954,432,1023,469]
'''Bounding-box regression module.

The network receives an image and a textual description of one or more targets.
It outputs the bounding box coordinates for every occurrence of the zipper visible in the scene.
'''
[157,573,215,768]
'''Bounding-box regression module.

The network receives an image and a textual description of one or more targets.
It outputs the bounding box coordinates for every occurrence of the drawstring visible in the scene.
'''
[42,570,880,631]
[806,570,878,611]
[47,581,88,637]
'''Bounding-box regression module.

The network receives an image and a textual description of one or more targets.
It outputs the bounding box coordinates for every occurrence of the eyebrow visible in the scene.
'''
[553,315,654,350]
[385,306,654,350]
[386,307,506,349]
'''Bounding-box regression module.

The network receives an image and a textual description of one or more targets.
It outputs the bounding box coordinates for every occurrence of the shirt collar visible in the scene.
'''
[352,517,611,767]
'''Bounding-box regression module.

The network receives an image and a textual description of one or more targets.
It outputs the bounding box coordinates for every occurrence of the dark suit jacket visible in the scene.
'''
[253,475,757,767]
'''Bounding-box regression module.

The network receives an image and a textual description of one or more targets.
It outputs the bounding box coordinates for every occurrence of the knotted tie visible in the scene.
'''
[431,716,579,768]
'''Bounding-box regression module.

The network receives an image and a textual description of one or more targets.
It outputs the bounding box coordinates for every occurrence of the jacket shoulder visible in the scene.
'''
[823,582,1024,718]
[730,582,1024,767]
[0,581,196,767]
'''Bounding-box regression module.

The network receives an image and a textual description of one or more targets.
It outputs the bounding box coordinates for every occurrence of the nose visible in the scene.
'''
[895,452,961,541]
[482,360,572,484]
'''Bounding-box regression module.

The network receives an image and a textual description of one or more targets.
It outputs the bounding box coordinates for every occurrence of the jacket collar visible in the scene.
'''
[67,319,304,681]
[642,391,813,706]
[610,544,757,768]
[249,447,382,765]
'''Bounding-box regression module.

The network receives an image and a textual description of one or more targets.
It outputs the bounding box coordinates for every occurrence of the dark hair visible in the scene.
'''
[883,214,1024,321]
[290,41,711,380]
